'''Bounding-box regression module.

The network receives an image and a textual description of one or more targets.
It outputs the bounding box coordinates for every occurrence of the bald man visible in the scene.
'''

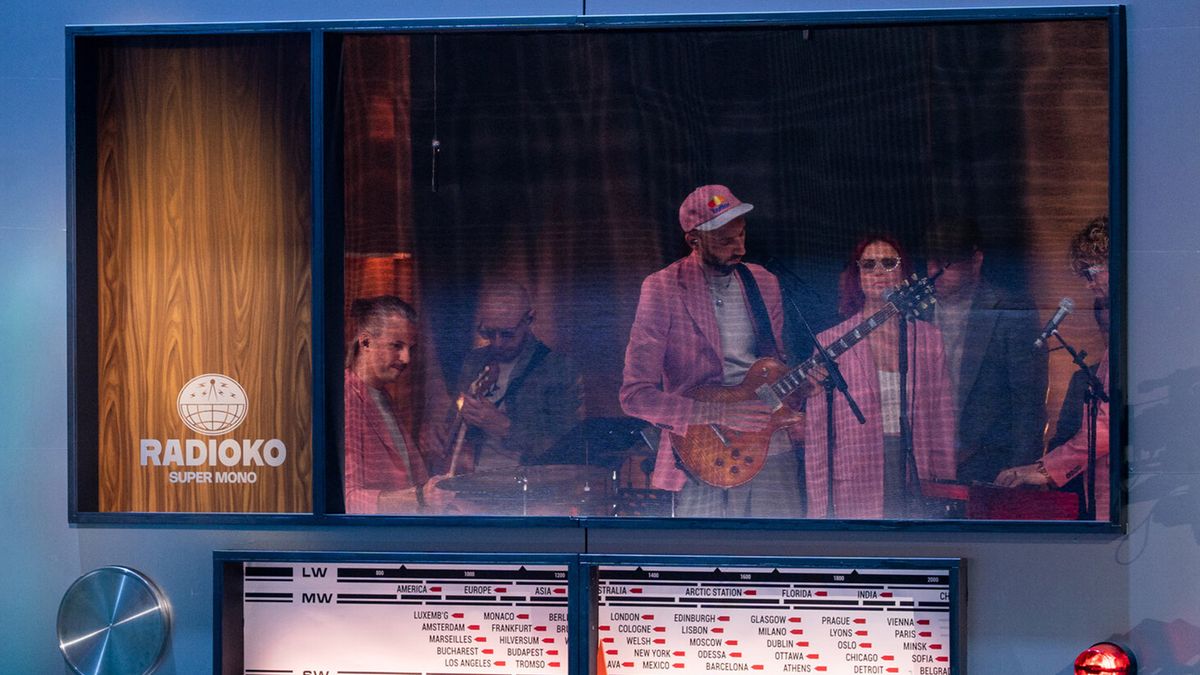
[439,282,585,474]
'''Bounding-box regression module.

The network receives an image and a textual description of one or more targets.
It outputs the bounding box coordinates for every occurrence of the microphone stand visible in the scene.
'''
[1049,330,1108,520]
[818,340,867,518]
[895,312,917,518]
[759,258,866,519]
[893,266,947,518]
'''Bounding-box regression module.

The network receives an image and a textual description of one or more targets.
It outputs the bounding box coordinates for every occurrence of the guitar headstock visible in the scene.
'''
[885,274,937,319]
[469,363,501,399]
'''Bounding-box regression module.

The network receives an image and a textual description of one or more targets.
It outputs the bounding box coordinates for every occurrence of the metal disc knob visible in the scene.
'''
[57,566,171,675]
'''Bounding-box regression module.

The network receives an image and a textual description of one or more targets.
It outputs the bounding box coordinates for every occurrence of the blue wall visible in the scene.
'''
[2,1,1198,672]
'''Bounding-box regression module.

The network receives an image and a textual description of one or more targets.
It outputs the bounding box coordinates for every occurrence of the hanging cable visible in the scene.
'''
[431,34,440,193]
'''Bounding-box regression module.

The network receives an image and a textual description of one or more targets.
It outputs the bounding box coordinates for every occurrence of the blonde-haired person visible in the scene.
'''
[996,216,1111,519]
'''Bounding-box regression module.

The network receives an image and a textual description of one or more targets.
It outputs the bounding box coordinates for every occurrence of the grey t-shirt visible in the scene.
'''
[709,273,791,456]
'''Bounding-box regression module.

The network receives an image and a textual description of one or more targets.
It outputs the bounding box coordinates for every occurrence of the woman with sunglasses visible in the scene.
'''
[803,235,957,519]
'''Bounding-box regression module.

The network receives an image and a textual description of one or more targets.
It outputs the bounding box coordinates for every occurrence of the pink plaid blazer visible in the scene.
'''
[803,313,957,518]
[344,369,430,514]
[1043,350,1110,517]
[620,253,785,491]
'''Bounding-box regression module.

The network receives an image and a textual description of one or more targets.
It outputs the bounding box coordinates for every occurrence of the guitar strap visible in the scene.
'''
[734,263,780,359]
[494,341,550,407]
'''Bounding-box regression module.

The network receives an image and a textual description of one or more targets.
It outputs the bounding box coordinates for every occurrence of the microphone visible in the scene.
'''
[1034,298,1074,348]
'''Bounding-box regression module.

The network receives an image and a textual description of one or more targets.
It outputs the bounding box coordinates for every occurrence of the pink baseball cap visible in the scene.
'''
[678,184,754,232]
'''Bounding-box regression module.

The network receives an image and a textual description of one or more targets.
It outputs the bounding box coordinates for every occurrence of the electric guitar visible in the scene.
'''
[672,274,937,487]
[446,363,500,476]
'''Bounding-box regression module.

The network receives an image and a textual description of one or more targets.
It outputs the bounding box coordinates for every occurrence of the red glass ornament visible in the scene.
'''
[1074,642,1135,675]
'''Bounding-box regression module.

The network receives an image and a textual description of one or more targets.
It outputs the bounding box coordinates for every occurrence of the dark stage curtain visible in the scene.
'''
[404,27,939,416]
[340,21,1109,439]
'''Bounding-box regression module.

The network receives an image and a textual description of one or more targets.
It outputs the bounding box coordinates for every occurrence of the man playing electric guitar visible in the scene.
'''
[621,185,817,518]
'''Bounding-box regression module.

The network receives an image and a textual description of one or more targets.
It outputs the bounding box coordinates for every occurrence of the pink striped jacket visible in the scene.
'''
[620,253,785,491]
[803,313,957,518]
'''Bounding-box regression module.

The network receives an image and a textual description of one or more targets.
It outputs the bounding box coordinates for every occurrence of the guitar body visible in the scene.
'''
[666,273,936,489]
[671,357,804,488]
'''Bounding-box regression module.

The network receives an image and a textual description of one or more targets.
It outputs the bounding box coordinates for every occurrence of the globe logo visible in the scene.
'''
[176,373,249,436]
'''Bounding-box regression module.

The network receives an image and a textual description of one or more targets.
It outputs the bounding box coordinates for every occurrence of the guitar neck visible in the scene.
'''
[446,363,498,474]
[772,303,900,399]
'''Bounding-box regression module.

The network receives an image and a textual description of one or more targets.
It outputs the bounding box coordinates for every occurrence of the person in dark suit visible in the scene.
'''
[924,219,1048,484]
[437,280,584,474]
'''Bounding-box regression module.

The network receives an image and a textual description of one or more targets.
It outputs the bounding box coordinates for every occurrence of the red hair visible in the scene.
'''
[837,234,915,319]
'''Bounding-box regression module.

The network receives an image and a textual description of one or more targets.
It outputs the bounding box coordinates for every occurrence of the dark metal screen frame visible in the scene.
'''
[67,5,1126,533]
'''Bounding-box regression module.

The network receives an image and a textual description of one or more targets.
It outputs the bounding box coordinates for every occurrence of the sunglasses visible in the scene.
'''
[857,256,902,272]
[1080,264,1107,282]
[477,313,532,340]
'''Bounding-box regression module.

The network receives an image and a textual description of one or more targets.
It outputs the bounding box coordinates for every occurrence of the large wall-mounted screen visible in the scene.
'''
[333,11,1121,526]
[69,7,1123,528]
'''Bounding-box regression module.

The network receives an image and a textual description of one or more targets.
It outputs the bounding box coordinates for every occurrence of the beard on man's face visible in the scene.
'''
[700,249,740,273]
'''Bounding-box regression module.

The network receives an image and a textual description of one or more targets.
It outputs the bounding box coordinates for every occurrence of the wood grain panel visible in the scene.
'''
[96,35,312,512]
[1017,21,1112,440]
